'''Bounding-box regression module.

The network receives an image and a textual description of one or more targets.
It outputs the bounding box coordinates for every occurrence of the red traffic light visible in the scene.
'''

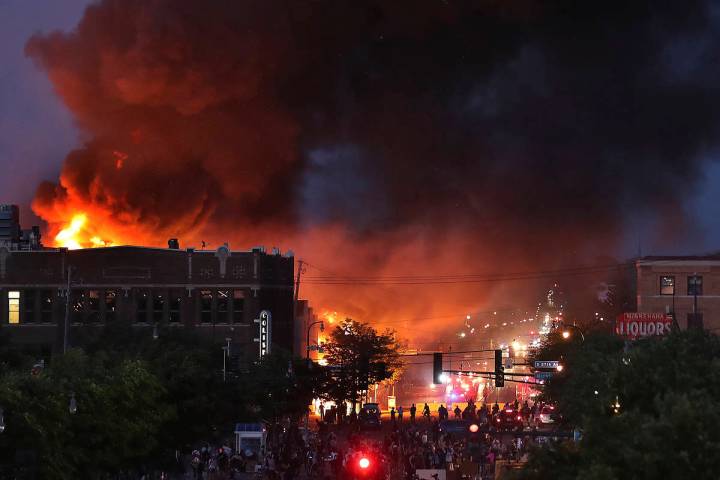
[359,457,370,469]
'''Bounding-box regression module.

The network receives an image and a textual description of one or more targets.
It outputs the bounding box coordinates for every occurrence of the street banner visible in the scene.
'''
[616,313,672,339]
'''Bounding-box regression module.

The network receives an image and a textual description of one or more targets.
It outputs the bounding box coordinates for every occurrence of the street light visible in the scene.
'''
[306,320,325,360]
[222,337,231,383]
[69,393,77,414]
[560,323,585,342]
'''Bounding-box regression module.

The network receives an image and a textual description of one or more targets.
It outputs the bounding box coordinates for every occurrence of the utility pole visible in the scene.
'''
[294,259,305,304]
[63,266,72,354]
[693,272,699,328]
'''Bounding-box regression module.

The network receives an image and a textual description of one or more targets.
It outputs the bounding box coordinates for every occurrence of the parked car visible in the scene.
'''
[538,405,561,424]
[494,406,524,431]
[359,403,382,429]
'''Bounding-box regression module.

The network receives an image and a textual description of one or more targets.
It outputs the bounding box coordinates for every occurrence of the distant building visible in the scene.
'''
[0,242,295,361]
[295,300,323,362]
[0,204,42,250]
[636,255,720,331]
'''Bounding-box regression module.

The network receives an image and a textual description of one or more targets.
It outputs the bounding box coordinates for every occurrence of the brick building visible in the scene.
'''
[636,255,720,331]
[0,243,295,360]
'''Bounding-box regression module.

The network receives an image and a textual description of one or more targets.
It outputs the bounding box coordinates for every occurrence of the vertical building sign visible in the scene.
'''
[254,310,272,358]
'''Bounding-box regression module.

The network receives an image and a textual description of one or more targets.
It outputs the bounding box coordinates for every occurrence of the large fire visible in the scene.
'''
[54,213,115,250]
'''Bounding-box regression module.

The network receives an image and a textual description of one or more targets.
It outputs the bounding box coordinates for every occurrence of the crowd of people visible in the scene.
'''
[255,400,546,479]
[390,398,547,428]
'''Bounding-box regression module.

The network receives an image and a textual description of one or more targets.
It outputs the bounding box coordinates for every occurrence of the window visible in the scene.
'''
[71,291,85,323]
[105,290,117,322]
[169,290,182,323]
[660,276,675,295]
[217,290,229,323]
[136,290,149,323]
[87,290,100,323]
[153,292,165,323]
[8,291,20,324]
[23,290,36,323]
[688,275,703,296]
[40,290,53,323]
[200,290,212,323]
[233,290,245,323]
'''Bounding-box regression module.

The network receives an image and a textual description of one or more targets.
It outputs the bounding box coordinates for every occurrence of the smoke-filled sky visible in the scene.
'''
[2,0,720,338]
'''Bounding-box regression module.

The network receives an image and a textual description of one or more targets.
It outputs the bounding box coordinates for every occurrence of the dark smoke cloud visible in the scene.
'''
[24,0,720,326]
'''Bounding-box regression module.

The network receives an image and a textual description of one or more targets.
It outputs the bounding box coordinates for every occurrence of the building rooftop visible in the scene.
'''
[637,254,720,263]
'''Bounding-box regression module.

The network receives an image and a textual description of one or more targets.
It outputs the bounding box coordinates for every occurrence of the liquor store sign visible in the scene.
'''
[616,313,672,338]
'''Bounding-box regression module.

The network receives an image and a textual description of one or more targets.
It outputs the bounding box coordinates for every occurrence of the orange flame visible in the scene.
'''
[54,213,115,249]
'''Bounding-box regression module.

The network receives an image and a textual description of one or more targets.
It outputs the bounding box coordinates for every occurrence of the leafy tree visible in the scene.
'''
[243,349,330,422]
[515,329,720,480]
[0,349,171,479]
[322,319,402,410]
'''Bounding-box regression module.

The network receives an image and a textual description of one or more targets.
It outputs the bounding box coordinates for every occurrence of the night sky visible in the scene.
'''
[2,0,720,261]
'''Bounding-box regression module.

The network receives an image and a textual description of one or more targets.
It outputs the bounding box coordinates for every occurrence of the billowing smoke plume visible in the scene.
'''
[25,0,720,335]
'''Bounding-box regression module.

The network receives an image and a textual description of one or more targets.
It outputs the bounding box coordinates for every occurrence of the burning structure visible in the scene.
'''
[0,217,294,359]
[13,1,720,339]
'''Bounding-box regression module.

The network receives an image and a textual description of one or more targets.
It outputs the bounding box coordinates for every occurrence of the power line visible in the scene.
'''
[302,262,630,285]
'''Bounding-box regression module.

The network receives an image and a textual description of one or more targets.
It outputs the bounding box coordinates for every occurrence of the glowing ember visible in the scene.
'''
[54,213,115,249]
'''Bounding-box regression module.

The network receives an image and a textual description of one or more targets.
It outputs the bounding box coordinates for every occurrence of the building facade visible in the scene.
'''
[0,244,295,361]
[636,256,720,331]
[0,204,42,250]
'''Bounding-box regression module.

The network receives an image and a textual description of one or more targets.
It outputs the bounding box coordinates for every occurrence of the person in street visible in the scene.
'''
[438,404,447,420]
[454,405,462,419]
[390,407,396,424]
[423,403,431,420]
[410,403,417,422]
[521,401,530,425]
[398,405,404,423]
[319,402,325,421]
[492,402,500,415]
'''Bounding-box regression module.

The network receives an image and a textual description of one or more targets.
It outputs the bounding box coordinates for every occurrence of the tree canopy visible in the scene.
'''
[322,319,403,408]
[516,329,720,479]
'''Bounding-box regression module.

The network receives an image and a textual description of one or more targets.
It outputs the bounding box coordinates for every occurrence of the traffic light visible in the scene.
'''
[494,349,504,387]
[433,352,443,384]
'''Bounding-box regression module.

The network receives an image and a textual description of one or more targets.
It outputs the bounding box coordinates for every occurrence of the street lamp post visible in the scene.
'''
[69,393,77,415]
[222,337,231,383]
[306,320,325,360]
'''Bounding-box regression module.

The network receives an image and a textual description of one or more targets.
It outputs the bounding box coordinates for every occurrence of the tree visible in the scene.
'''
[515,329,720,479]
[322,319,402,411]
[0,349,171,479]
[243,349,330,423]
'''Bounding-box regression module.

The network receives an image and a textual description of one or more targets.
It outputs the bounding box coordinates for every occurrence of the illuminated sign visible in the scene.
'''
[253,310,272,358]
[534,360,559,369]
[616,313,672,339]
